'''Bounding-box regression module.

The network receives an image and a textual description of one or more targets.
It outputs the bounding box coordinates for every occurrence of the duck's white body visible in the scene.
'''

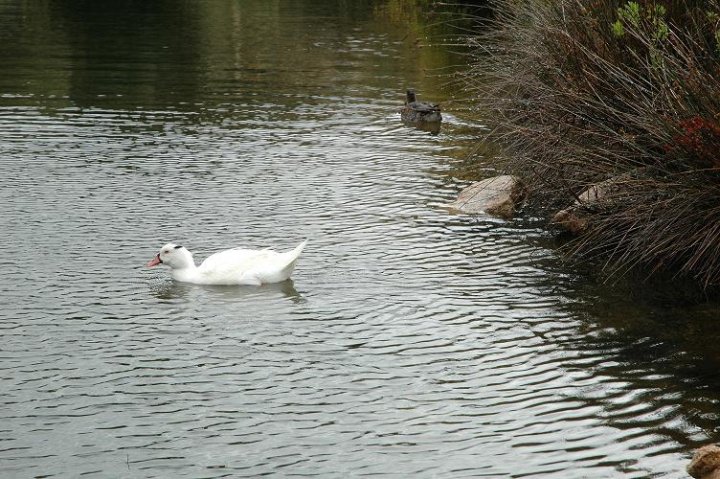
[147,240,307,286]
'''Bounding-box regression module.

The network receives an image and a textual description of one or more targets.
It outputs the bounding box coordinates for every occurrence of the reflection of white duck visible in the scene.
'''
[146,240,307,286]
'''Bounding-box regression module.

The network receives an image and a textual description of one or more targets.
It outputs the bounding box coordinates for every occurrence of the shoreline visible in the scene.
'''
[463,0,720,289]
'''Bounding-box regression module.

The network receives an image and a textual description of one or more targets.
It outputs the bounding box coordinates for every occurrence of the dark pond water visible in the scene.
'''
[2,1,720,478]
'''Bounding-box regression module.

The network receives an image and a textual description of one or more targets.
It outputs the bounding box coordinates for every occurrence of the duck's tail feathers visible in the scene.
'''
[273,239,307,281]
[291,239,308,257]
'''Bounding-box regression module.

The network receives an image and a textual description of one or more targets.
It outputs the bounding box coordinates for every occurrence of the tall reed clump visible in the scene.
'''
[468,0,720,286]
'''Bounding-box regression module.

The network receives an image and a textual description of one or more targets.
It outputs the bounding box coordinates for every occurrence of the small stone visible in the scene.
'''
[448,175,525,219]
[688,444,720,479]
[551,208,589,235]
[551,175,632,235]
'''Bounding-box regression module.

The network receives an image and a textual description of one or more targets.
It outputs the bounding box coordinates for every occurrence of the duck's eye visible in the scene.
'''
[162,250,169,254]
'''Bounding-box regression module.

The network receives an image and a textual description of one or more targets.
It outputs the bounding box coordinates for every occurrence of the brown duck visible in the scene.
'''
[400,89,441,124]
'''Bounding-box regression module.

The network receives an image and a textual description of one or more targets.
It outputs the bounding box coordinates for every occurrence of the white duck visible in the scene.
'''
[146,240,307,286]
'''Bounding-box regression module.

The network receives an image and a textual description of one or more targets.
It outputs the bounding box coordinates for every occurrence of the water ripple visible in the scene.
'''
[0,5,704,479]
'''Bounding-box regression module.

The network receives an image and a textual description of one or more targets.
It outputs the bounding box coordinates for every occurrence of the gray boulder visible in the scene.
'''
[448,175,525,219]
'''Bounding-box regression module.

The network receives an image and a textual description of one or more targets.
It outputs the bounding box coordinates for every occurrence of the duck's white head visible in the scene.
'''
[146,243,194,269]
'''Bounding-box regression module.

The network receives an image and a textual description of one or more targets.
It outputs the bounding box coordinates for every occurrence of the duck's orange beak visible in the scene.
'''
[146,254,162,267]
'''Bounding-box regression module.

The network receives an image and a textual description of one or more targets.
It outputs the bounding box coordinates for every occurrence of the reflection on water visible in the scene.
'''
[1,1,719,478]
[150,279,303,303]
[403,119,442,134]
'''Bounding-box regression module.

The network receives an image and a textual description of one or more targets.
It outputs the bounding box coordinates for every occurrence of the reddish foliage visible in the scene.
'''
[669,116,720,169]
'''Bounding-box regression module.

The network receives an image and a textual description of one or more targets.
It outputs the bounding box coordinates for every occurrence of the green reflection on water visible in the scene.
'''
[0,0,472,110]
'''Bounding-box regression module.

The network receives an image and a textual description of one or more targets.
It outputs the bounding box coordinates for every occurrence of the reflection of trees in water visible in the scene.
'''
[1,0,465,110]
[549,271,720,448]
[0,0,201,106]
[50,1,205,107]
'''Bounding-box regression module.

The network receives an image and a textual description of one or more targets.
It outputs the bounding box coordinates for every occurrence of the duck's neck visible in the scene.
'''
[171,264,198,282]
[169,251,198,281]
